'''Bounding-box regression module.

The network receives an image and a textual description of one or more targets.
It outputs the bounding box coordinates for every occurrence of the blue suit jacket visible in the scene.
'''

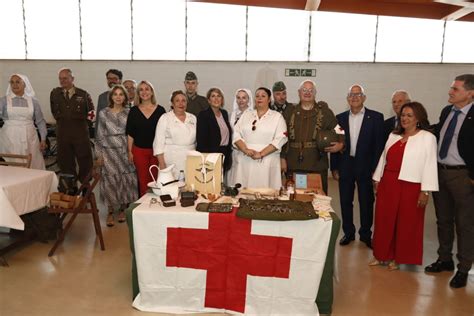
[331,107,385,177]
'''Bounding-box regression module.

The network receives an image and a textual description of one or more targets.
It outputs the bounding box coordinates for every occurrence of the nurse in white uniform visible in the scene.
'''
[232,87,288,189]
[227,88,254,186]
[153,90,196,179]
[0,74,47,169]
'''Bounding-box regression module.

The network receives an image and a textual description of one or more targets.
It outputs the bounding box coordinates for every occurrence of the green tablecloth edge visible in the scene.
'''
[125,204,340,314]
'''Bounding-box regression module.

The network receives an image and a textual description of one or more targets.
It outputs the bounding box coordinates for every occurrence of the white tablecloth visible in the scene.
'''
[0,166,58,230]
[132,193,333,315]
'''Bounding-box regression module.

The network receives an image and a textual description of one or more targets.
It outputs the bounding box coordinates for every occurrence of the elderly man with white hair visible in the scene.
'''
[281,79,344,194]
[0,73,47,169]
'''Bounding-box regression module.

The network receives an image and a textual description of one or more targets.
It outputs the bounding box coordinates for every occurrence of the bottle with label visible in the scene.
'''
[178,170,185,183]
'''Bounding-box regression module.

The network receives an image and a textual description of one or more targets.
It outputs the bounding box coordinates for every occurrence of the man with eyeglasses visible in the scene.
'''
[123,79,137,107]
[281,80,344,194]
[331,85,384,248]
[96,69,123,137]
[384,90,411,142]
[270,81,292,113]
[425,74,474,289]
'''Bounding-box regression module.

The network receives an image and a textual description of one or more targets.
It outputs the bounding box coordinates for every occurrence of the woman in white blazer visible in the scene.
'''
[370,102,438,270]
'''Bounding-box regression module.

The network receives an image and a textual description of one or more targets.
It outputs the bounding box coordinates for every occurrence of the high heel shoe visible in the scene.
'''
[388,261,399,271]
[106,213,115,227]
[368,258,382,266]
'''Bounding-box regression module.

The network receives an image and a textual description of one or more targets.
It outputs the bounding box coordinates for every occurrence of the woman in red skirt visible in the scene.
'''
[371,102,438,270]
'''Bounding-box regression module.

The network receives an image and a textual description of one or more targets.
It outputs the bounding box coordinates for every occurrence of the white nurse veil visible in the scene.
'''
[6,73,36,98]
[232,88,254,113]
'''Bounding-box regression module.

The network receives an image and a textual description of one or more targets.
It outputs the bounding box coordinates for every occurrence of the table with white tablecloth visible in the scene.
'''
[126,193,341,315]
[0,165,58,230]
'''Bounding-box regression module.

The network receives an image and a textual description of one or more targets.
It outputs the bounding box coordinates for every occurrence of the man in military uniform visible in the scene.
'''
[270,81,292,113]
[184,71,208,117]
[281,80,344,194]
[50,68,94,183]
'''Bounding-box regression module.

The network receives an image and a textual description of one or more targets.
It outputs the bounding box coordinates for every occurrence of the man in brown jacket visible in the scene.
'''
[50,68,94,183]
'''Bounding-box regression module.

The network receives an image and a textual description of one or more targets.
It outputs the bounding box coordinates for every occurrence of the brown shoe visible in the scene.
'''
[118,211,126,223]
[106,213,114,227]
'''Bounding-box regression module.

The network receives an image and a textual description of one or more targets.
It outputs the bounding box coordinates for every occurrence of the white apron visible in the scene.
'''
[231,143,282,190]
[0,96,45,170]
[163,143,195,179]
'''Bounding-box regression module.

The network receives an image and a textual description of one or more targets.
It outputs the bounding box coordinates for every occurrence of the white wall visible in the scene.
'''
[0,60,472,123]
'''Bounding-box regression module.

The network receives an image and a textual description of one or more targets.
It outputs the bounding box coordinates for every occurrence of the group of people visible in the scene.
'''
[330,75,473,290]
[0,68,472,288]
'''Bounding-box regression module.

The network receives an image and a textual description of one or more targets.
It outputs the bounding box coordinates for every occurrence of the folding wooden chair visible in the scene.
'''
[0,153,32,168]
[47,167,104,256]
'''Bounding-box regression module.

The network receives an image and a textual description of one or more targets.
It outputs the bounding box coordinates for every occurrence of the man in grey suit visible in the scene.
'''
[95,69,123,136]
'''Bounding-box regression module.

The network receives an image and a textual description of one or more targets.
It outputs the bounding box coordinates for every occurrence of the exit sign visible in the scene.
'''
[285,68,316,77]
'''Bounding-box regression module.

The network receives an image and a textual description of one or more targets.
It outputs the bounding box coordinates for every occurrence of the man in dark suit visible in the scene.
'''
[331,84,385,248]
[96,69,123,136]
[383,90,411,142]
[425,74,474,289]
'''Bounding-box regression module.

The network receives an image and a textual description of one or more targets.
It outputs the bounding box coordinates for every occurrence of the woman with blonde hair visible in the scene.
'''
[126,80,165,196]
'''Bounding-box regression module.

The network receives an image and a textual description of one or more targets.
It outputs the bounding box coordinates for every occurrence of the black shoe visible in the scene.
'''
[339,235,355,246]
[424,260,455,273]
[449,271,468,288]
[361,238,372,249]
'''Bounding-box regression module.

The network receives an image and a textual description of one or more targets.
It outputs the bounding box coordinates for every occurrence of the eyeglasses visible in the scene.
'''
[252,119,257,131]
[348,93,364,97]
[301,88,314,93]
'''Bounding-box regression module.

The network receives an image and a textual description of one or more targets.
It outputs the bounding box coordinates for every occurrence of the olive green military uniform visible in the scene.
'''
[281,101,343,194]
[50,86,94,183]
[186,94,209,117]
[270,101,292,114]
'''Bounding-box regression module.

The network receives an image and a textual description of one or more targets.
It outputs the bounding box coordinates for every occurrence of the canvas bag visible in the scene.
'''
[185,151,223,194]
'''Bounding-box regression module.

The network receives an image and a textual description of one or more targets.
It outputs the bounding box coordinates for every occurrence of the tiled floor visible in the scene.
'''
[1,179,472,315]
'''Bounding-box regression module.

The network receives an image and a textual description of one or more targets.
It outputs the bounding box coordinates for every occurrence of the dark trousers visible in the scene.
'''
[339,160,374,241]
[433,168,474,273]
[57,137,93,183]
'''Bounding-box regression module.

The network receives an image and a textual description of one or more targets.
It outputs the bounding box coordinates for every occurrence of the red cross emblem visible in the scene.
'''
[166,210,293,313]
[87,110,95,121]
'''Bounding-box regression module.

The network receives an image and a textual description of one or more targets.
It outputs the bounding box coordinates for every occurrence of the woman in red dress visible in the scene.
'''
[370,102,438,270]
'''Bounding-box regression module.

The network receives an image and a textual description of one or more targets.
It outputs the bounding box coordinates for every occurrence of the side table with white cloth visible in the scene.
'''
[0,165,58,230]
[126,193,340,315]
[0,165,58,265]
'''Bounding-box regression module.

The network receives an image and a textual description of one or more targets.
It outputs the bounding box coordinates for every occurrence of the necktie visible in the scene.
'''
[439,109,461,159]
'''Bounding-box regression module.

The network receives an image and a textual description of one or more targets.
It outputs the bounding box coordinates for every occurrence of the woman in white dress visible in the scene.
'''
[0,74,47,169]
[232,87,288,189]
[227,88,254,185]
[153,90,197,179]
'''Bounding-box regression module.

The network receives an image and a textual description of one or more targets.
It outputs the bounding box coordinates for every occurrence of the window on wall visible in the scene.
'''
[24,0,80,59]
[375,16,445,63]
[310,12,377,62]
[80,0,132,60]
[0,0,25,59]
[443,20,474,63]
[132,0,185,60]
[186,2,246,61]
[247,6,310,61]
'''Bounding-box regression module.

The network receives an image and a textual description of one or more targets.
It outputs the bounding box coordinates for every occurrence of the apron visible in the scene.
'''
[0,96,45,169]
[163,143,195,179]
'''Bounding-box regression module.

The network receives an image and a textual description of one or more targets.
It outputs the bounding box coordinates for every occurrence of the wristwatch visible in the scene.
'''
[422,191,429,196]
